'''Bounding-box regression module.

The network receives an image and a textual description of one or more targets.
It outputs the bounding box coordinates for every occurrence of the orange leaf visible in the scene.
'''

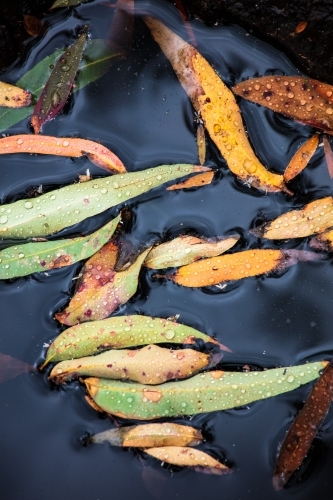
[283,134,319,182]
[167,171,213,190]
[309,228,333,251]
[0,134,126,174]
[233,76,333,134]
[0,81,31,108]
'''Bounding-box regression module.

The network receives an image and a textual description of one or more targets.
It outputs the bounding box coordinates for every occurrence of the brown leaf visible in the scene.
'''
[0,352,34,383]
[284,134,319,182]
[167,171,213,190]
[23,15,43,37]
[309,228,333,251]
[322,135,333,179]
[273,359,333,490]
[196,123,206,165]
[295,21,308,34]
[233,76,333,134]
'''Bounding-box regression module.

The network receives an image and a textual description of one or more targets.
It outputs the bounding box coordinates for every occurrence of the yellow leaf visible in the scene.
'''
[0,82,31,108]
[284,134,319,182]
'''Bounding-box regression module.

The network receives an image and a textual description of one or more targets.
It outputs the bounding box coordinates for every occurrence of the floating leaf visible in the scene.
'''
[51,0,92,7]
[0,39,120,133]
[23,15,43,37]
[144,17,288,194]
[49,344,215,384]
[273,360,333,490]
[91,422,203,447]
[145,447,229,475]
[0,164,206,238]
[196,123,206,165]
[252,196,333,239]
[167,171,213,190]
[0,352,34,383]
[232,76,333,134]
[309,228,333,251]
[145,234,239,269]
[31,27,88,133]
[0,215,120,279]
[159,249,321,287]
[0,81,31,108]
[84,361,327,420]
[0,134,126,174]
[42,315,221,367]
[284,134,319,182]
[322,135,333,178]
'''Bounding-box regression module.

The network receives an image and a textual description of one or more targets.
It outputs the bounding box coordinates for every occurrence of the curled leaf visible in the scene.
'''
[56,247,151,324]
[91,422,203,447]
[42,315,220,367]
[145,234,239,269]
[0,81,31,108]
[233,76,333,135]
[284,134,319,182]
[252,196,333,239]
[273,360,333,490]
[0,134,126,174]
[145,447,230,475]
[84,361,327,420]
[144,17,288,194]
[0,164,206,238]
[159,249,321,287]
[49,344,214,384]
[167,171,214,190]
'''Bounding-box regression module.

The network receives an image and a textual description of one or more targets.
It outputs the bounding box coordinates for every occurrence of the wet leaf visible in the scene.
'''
[309,228,333,251]
[23,15,43,37]
[0,134,126,174]
[91,422,203,447]
[0,352,34,383]
[197,123,206,165]
[145,234,239,269]
[51,0,92,7]
[322,135,333,178]
[42,315,221,366]
[0,164,206,238]
[232,76,333,135]
[159,249,321,287]
[295,21,307,34]
[144,17,288,194]
[167,171,214,190]
[84,361,327,419]
[50,344,215,384]
[145,446,229,475]
[31,27,88,133]
[284,134,319,182]
[252,196,333,239]
[0,215,119,279]
[0,81,31,108]
[273,360,333,490]
[0,39,120,133]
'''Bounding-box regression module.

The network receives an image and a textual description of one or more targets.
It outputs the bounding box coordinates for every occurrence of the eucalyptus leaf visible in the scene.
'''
[84,361,327,420]
[0,215,120,279]
[51,0,93,8]
[0,164,206,238]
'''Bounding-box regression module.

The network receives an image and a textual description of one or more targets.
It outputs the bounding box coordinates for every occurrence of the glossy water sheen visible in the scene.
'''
[1,1,333,499]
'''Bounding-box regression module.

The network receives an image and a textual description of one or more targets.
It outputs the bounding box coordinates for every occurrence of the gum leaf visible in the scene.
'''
[159,249,321,287]
[0,215,120,279]
[49,344,215,384]
[91,422,203,447]
[0,81,31,108]
[145,234,239,269]
[196,123,206,165]
[83,361,327,420]
[0,164,206,238]
[144,17,289,194]
[167,171,214,190]
[322,135,333,179]
[284,134,319,182]
[51,0,92,8]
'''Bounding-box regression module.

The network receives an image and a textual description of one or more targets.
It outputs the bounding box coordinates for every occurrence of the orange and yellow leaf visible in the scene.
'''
[284,134,319,182]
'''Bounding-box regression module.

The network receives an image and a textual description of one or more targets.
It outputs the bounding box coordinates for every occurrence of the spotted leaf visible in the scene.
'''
[0,81,31,108]
[284,134,319,182]
[84,361,327,420]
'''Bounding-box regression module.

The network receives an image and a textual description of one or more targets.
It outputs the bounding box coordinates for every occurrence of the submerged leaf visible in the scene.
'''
[56,247,151,324]
[273,360,333,490]
[0,164,206,238]
[310,228,333,251]
[167,171,214,190]
[144,17,288,194]
[23,15,43,37]
[0,81,31,108]
[42,315,221,366]
[145,447,230,475]
[160,249,321,287]
[84,361,327,420]
[145,234,239,269]
[91,422,203,447]
[0,134,126,174]
[49,344,214,384]
[284,134,319,182]
[252,196,333,239]
[322,135,333,178]
[0,215,119,279]
[233,76,333,134]
[0,352,34,383]
[31,27,88,133]
[196,123,206,165]
[51,0,92,7]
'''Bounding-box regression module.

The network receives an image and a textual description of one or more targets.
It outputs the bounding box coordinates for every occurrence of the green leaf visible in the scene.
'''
[0,164,206,238]
[0,40,120,133]
[51,0,92,8]
[84,361,327,420]
[0,214,120,279]
[42,315,220,367]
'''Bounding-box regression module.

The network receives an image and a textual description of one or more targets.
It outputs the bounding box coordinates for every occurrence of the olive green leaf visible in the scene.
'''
[84,361,327,420]
[0,215,120,279]
[51,0,92,8]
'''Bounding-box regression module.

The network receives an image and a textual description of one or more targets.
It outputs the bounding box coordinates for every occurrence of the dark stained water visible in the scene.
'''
[1,1,333,499]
